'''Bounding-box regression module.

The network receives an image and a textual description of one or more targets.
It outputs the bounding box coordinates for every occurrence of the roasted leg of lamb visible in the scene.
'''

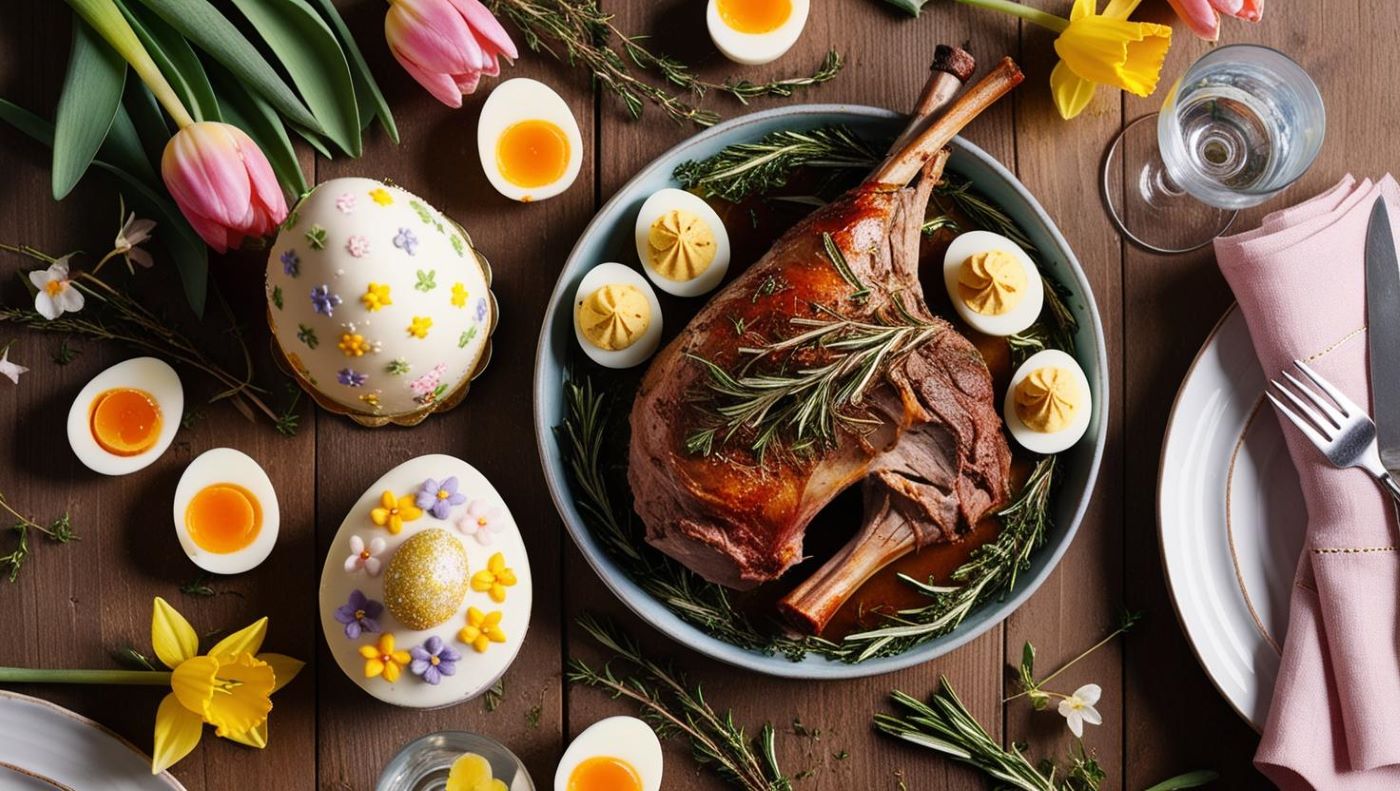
[628,56,1023,634]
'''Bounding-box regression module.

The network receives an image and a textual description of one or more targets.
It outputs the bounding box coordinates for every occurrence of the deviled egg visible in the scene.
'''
[634,188,731,297]
[172,448,280,574]
[477,78,583,203]
[707,0,810,65]
[942,230,1044,337]
[554,716,662,791]
[573,262,663,369]
[67,357,183,475]
[1004,349,1091,455]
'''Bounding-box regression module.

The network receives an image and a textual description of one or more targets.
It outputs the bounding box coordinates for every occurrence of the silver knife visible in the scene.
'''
[1365,197,1400,473]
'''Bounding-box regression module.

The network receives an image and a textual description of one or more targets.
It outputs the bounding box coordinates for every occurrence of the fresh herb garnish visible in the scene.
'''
[674,125,882,202]
[483,678,505,712]
[822,232,869,302]
[51,337,79,365]
[0,494,76,583]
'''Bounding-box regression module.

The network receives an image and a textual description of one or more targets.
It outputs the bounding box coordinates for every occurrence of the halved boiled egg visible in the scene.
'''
[634,188,731,297]
[707,0,810,66]
[172,447,279,574]
[67,357,182,475]
[477,78,583,203]
[554,716,662,791]
[1004,349,1092,455]
[942,230,1044,337]
[573,262,663,369]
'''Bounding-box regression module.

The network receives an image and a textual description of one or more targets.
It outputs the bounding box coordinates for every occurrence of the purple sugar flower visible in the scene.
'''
[333,589,382,639]
[311,284,341,316]
[409,635,460,685]
[473,296,488,322]
[280,250,300,276]
[393,227,420,256]
[338,368,368,387]
[415,476,466,519]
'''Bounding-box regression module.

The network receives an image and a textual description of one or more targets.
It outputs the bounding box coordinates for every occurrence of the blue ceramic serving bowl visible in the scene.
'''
[532,105,1107,679]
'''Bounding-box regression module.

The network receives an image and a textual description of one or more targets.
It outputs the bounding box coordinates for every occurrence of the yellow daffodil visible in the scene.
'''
[370,490,423,534]
[958,0,1172,119]
[150,597,303,774]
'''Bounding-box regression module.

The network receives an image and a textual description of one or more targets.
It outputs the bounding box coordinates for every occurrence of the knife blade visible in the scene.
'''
[1365,197,1400,472]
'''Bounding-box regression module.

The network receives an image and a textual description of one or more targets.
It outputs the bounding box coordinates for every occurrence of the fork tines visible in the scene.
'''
[1266,359,1371,461]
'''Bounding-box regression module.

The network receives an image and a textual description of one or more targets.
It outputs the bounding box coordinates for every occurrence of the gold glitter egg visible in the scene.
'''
[383,528,469,630]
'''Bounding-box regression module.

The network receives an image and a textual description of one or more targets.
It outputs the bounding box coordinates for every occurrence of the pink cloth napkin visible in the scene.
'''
[1215,175,1400,789]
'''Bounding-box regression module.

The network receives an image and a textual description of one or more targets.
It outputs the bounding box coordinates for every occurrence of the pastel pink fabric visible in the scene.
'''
[385,0,517,108]
[1215,175,1400,789]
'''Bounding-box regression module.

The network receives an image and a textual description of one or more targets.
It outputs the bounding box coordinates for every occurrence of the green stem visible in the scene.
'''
[63,0,196,128]
[955,0,1070,33]
[0,667,171,685]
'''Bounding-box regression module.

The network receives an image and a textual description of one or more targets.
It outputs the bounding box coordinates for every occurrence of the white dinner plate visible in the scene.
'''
[0,690,184,790]
[1159,306,1307,729]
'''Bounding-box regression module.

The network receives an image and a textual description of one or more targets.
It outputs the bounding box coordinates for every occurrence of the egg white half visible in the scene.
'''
[573,262,664,369]
[554,716,663,791]
[172,447,280,575]
[633,188,732,297]
[706,0,810,66]
[66,357,183,476]
[477,78,583,203]
[941,230,1044,337]
[1003,349,1092,455]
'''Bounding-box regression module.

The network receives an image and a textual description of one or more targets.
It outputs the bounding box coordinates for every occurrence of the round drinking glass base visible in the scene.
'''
[1102,113,1237,254]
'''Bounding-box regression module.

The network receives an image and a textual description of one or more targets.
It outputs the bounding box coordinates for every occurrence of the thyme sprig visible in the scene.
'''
[673,125,883,202]
[0,492,76,583]
[568,615,793,791]
[488,0,841,127]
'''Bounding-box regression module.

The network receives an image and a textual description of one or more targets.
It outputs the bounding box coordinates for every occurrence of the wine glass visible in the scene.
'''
[1102,44,1326,254]
[377,731,535,791]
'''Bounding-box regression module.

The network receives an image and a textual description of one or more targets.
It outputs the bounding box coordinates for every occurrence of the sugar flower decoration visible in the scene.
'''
[415,476,467,519]
[369,187,394,206]
[408,362,447,397]
[451,282,468,307]
[0,344,28,385]
[370,490,423,534]
[1057,683,1103,737]
[359,633,411,682]
[408,316,433,339]
[280,250,300,276]
[310,285,342,316]
[29,258,84,320]
[473,296,488,322]
[338,368,368,388]
[344,535,387,575]
[456,500,504,545]
[338,332,371,357]
[393,227,420,255]
[409,635,461,685]
[471,552,516,603]
[333,589,383,639]
[345,235,370,257]
[336,192,357,213]
[361,282,392,311]
[457,607,506,653]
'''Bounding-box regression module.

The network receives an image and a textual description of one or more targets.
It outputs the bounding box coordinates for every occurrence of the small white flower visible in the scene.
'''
[114,212,156,270]
[1057,683,1102,738]
[0,345,27,384]
[28,257,84,320]
[455,499,504,545]
[343,534,386,576]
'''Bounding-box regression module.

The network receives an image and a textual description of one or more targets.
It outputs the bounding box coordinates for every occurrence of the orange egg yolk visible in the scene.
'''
[185,484,262,554]
[568,756,642,791]
[89,388,162,456]
[496,119,570,190]
[717,0,791,33]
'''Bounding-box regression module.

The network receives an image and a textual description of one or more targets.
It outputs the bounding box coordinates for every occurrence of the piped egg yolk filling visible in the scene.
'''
[185,483,262,554]
[496,119,570,190]
[957,249,1026,316]
[567,756,643,791]
[577,284,651,351]
[1014,367,1082,433]
[717,0,792,33]
[89,388,162,456]
[648,209,717,281]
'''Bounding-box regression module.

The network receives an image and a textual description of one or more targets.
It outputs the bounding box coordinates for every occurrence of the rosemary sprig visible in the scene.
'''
[568,615,793,791]
[0,493,76,583]
[822,232,870,302]
[674,125,883,202]
[488,0,841,127]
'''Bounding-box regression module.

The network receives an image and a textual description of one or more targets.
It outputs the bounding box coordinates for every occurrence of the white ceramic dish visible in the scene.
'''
[1159,306,1307,728]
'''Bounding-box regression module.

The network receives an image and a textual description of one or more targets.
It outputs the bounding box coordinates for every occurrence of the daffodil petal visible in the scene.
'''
[209,617,268,660]
[152,598,199,669]
[1055,16,1172,97]
[207,655,275,737]
[1103,0,1144,19]
[152,692,203,775]
[1050,60,1099,119]
[171,655,220,716]
[258,653,305,693]
[221,720,269,750]
[1070,0,1095,21]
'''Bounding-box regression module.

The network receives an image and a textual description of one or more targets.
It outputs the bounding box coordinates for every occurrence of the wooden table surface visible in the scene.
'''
[1,1,1394,788]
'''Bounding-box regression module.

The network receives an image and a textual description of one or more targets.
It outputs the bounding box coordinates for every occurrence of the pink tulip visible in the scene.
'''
[386,0,518,107]
[1166,0,1263,40]
[161,122,287,253]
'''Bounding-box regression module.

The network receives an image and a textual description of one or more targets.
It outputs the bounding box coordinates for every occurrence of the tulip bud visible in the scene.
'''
[160,122,287,253]
[386,0,518,108]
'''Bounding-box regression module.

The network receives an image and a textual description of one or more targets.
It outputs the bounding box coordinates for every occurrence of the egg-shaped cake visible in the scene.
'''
[267,177,496,426]
[318,454,532,708]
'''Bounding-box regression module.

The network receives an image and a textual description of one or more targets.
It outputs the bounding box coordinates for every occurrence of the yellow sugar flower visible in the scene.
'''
[150,597,303,774]
[338,332,370,357]
[408,316,433,339]
[451,282,468,308]
[370,490,422,534]
[361,282,392,311]
[457,607,507,653]
[359,633,411,682]
[369,187,394,206]
[470,553,517,603]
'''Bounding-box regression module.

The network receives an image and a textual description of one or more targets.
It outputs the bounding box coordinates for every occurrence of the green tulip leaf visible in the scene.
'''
[0,98,209,317]
[229,0,361,157]
[53,17,126,200]
[102,103,159,186]
[209,62,308,197]
[130,0,319,133]
[122,80,170,175]
[116,0,221,123]
[288,122,333,159]
[307,0,398,143]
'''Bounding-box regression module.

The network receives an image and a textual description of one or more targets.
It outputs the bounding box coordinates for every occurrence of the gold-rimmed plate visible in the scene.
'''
[1158,305,1307,729]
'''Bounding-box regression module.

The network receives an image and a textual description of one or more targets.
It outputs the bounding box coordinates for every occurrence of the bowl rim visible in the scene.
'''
[532,103,1109,679]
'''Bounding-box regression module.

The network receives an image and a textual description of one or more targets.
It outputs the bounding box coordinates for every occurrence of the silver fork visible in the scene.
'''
[1266,359,1400,503]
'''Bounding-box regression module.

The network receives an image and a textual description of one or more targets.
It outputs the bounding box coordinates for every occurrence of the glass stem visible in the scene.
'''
[0,667,172,685]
